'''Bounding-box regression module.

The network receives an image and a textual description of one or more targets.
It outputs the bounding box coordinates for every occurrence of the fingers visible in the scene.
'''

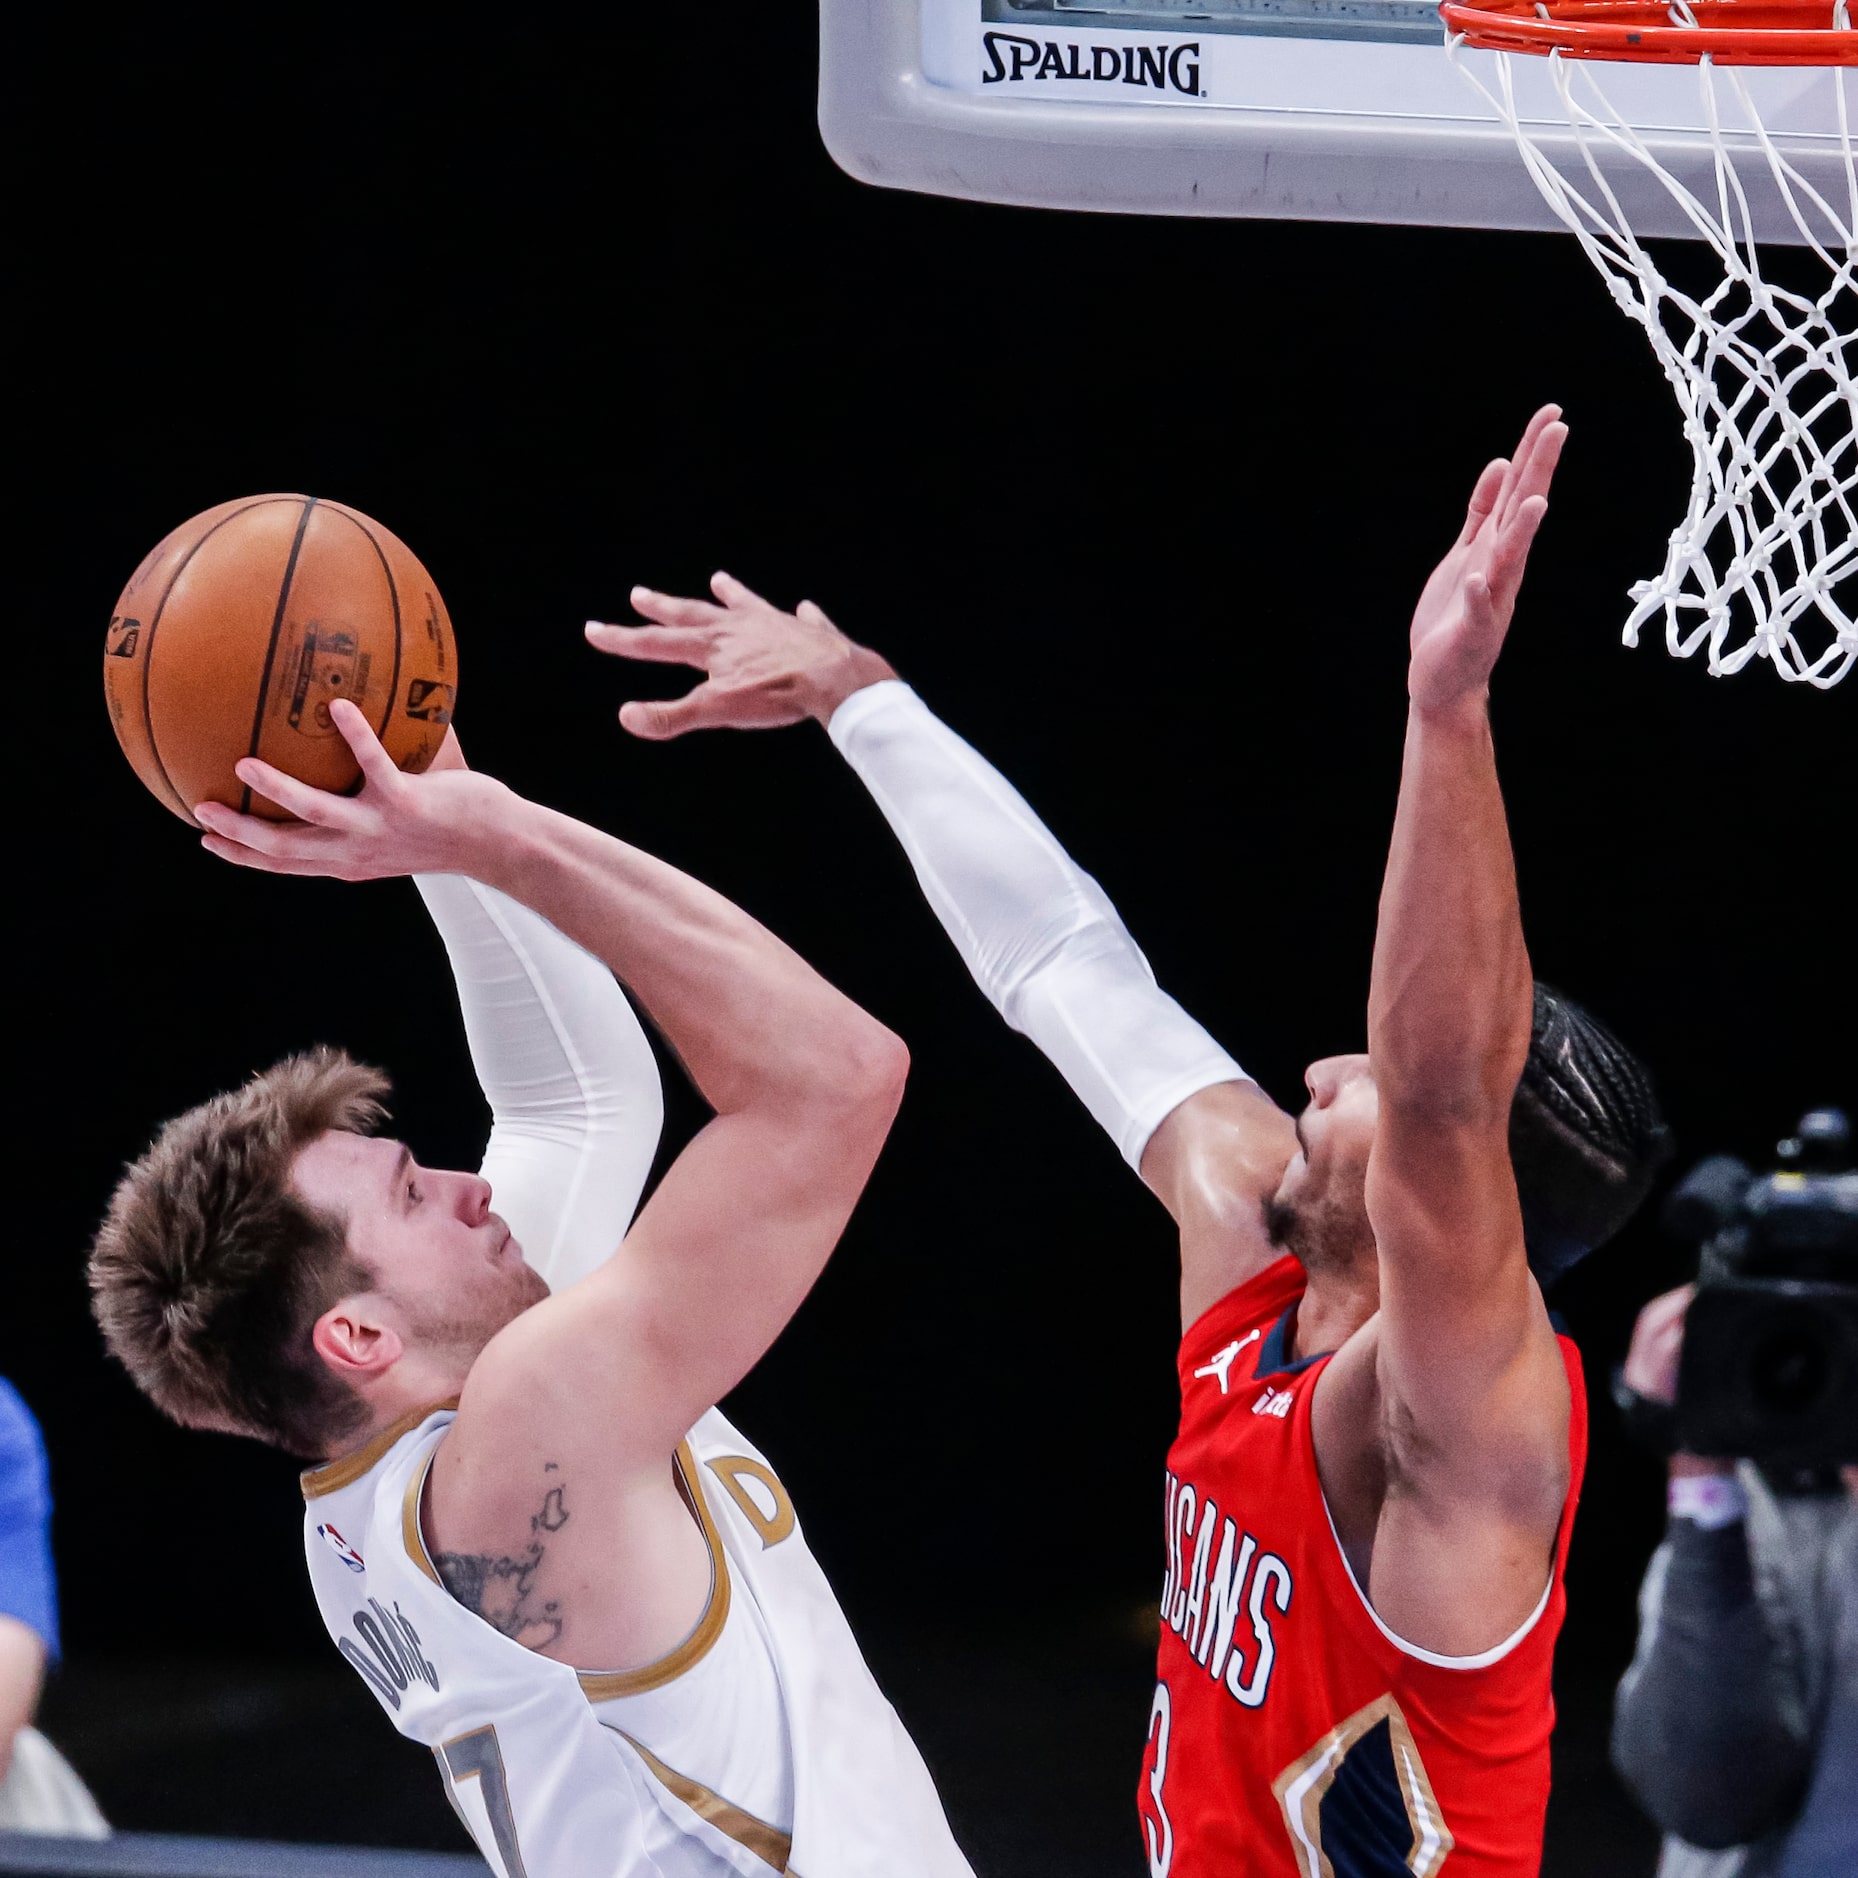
[1460,459,1508,542]
[1639,1282,1696,1333]
[194,800,333,862]
[1466,407,1566,541]
[585,621,715,669]
[329,698,400,789]
[197,831,334,876]
[1516,402,1564,463]
[709,570,768,610]
[222,754,352,827]
[626,585,723,630]
[1502,410,1567,523]
[617,685,726,741]
[1488,493,1550,600]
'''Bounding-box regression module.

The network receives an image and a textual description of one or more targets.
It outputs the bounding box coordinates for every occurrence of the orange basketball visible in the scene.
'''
[104,495,458,823]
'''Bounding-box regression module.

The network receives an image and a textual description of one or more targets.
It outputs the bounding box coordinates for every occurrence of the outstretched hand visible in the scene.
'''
[586,574,895,738]
[1409,405,1567,712]
[193,702,501,880]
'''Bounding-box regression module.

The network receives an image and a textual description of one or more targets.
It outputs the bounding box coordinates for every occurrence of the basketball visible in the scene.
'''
[103,495,458,823]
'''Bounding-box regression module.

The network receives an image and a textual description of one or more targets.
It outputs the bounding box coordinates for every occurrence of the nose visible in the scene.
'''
[457,1173,493,1225]
[1304,1057,1346,1108]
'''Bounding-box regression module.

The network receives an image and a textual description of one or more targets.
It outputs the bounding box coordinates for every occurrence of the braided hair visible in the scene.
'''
[1512,983,1673,1288]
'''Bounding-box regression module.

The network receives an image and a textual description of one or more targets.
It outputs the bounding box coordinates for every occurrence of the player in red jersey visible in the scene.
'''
[585,406,1672,1873]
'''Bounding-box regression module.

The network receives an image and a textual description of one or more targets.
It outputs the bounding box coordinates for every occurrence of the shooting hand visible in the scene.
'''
[193,700,505,880]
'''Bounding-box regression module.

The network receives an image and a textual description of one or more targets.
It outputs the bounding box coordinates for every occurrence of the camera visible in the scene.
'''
[1666,1109,1858,1470]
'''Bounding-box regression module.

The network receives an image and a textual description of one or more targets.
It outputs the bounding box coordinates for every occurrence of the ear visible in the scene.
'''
[312,1296,404,1383]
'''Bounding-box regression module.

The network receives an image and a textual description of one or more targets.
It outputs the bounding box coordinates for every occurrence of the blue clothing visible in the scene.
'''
[0,1379,58,1661]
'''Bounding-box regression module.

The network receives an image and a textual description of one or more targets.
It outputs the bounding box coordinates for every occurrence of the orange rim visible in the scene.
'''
[1440,0,1858,63]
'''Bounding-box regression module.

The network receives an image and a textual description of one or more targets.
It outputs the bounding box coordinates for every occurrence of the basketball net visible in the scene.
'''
[1448,11,1858,687]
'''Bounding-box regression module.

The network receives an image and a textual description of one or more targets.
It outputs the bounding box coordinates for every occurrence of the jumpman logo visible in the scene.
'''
[1193,1330,1260,1394]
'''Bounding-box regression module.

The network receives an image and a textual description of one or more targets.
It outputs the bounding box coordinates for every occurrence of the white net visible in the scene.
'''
[1450,24,1858,687]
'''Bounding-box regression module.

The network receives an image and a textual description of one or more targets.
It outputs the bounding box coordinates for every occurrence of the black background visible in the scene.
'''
[11,12,1852,1874]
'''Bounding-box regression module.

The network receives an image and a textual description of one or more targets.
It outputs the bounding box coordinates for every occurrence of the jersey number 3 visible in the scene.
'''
[438,1724,529,1878]
[1142,1681,1174,1878]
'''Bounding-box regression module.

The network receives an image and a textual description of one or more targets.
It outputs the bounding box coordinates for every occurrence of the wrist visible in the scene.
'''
[804,643,897,724]
[429,774,524,877]
[1409,687,1491,734]
[1668,1467,1746,1531]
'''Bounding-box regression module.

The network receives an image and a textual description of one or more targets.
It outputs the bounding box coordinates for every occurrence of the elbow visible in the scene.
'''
[795,1011,908,1126]
[842,1020,910,1116]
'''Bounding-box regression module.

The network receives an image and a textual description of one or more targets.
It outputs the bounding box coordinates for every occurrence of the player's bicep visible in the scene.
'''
[1365,1108,1556,1447]
[472,1085,896,1468]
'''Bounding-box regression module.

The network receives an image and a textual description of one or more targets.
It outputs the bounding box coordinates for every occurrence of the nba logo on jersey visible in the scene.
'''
[317,1522,365,1573]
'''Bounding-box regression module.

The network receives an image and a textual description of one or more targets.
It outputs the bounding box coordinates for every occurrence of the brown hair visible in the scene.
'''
[89,1048,392,1458]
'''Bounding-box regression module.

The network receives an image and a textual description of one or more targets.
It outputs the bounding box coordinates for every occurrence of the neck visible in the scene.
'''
[1291,1260,1378,1363]
[335,1360,467,1461]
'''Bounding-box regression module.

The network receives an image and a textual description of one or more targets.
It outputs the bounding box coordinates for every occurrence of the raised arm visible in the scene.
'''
[1366,408,1562,1385]
[196,708,905,1467]
[415,735,664,1294]
[1336,407,1575,1649]
[587,583,1296,1324]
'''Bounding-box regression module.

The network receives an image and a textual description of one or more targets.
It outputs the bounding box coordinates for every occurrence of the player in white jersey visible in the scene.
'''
[88,712,976,1878]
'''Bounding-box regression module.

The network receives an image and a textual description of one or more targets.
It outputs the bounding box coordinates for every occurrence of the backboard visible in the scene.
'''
[819,0,1853,244]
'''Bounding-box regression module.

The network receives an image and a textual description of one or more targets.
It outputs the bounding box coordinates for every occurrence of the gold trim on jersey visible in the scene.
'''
[404,1454,444,1587]
[706,1454,797,1549]
[300,1397,459,1500]
[1271,1693,1454,1878]
[613,1730,793,1873]
[576,1442,732,1701]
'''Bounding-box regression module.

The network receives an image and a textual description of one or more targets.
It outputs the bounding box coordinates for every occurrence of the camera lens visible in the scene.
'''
[1748,1312,1831,1420]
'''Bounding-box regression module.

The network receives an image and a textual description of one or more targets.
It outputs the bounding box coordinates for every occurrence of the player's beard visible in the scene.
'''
[1265,1176,1374,1281]
[403,1262,550,1371]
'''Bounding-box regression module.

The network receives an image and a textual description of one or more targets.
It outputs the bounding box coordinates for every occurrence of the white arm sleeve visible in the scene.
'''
[414,874,665,1292]
[826,680,1249,1170]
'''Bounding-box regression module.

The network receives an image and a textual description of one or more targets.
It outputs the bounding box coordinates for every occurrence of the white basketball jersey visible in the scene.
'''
[304,1402,974,1878]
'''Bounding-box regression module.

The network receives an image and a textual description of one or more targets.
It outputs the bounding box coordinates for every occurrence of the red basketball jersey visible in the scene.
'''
[1137,1254,1586,1876]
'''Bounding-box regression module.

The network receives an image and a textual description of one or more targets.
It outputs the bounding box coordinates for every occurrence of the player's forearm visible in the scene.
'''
[827,680,1250,1168]
[414,873,661,1140]
[1368,697,1532,1118]
[414,873,665,1288]
[462,795,896,1118]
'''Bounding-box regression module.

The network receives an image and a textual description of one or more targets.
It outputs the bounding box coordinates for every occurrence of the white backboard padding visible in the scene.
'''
[820,0,1851,244]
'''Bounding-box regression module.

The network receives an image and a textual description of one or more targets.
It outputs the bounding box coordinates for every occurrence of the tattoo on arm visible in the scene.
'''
[435,1473,572,1650]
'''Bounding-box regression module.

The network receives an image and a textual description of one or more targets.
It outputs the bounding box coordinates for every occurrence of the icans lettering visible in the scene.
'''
[1160,1468,1293,1711]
